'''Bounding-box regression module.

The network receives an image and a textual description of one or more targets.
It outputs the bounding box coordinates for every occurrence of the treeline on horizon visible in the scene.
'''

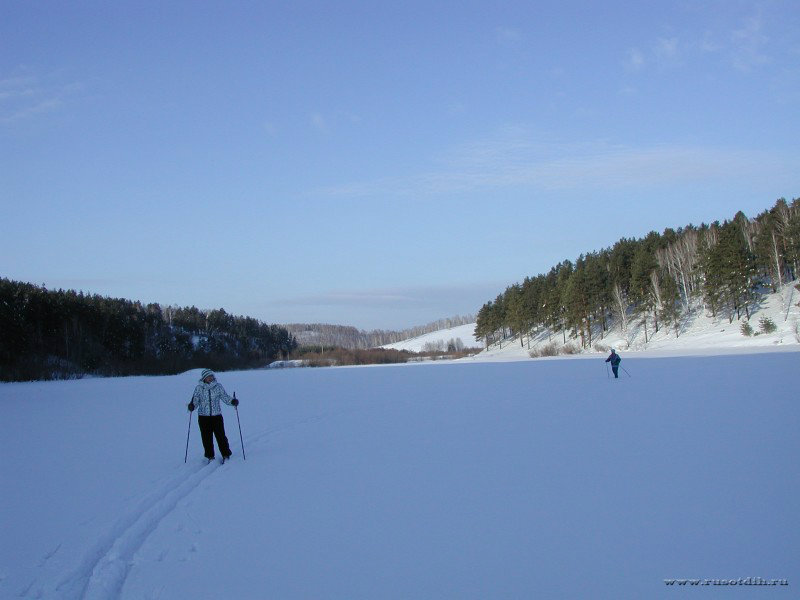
[288,345,477,368]
[475,198,800,349]
[0,281,297,381]
[284,314,476,350]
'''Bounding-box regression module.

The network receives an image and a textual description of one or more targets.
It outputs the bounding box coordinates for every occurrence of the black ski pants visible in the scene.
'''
[198,414,232,459]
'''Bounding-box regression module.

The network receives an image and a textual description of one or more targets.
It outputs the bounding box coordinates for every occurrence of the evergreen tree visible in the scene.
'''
[629,233,661,341]
[753,206,787,291]
[781,198,800,279]
[657,272,682,336]
[549,261,573,344]
[564,258,592,347]
[520,275,545,348]
[702,219,758,322]
[584,252,611,337]
[504,284,529,347]
[474,302,493,349]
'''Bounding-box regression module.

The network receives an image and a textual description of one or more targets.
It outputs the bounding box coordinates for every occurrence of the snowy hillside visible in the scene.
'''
[474,282,800,361]
[381,323,482,352]
[2,351,798,598]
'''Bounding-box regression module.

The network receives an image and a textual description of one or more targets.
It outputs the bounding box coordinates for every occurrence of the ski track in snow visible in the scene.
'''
[22,406,358,600]
[50,461,219,600]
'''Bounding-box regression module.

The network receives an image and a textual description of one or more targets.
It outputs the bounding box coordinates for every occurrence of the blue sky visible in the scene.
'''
[2,1,798,329]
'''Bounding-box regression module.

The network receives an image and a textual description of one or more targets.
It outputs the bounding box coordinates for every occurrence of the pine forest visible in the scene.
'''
[475,198,800,350]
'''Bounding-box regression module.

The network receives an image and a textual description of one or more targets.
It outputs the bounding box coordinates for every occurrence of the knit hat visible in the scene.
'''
[200,369,215,382]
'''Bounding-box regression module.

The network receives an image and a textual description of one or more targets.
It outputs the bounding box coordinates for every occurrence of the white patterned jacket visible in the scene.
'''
[191,381,234,416]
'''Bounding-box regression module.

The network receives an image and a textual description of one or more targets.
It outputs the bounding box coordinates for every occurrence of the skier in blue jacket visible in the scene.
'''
[605,349,622,378]
[188,369,239,462]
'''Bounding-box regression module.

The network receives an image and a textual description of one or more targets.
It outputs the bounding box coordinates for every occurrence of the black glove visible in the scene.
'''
[188,402,195,412]
[231,398,239,407]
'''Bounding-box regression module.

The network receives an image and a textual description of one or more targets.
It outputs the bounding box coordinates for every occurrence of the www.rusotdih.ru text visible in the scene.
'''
[664,577,788,586]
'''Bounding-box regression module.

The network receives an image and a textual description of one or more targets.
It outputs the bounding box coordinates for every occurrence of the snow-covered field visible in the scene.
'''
[2,350,798,599]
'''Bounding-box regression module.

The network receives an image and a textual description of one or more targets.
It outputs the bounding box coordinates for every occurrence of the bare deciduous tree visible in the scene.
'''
[612,282,629,333]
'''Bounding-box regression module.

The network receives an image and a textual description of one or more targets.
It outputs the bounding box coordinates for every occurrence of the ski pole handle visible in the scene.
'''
[233,392,246,460]
[184,408,192,463]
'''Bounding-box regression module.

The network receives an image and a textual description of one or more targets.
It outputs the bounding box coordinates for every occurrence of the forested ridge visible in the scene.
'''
[5,197,797,380]
[285,314,475,350]
[475,198,800,349]
[0,282,296,381]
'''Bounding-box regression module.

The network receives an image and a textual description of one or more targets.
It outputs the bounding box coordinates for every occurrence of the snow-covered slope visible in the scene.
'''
[475,282,800,361]
[384,284,799,358]
[2,352,798,598]
[382,322,481,352]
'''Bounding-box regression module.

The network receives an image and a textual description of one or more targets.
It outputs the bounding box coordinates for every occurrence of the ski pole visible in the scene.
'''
[605,363,609,378]
[234,392,246,460]
[184,406,192,464]
[621,365,632,378]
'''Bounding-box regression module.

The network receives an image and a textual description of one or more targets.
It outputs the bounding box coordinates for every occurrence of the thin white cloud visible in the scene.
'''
[0,75,37,94]
[0,87,35,101]
[316,130,796,198]
[730,14,770,71]
[626,38,683,72]
[338,110,362,124]
[1,98,63,124]
[0,69,81,125]
[625,48,645,71]
[495,26,522,45]
[282,292,419,307]
[311,112,327,132]
[273,282,502,310]
[446,101,467,115]
[699,30,722,54]
[634,9,777,74]
[308,110,362,132]
[654,37,680,62]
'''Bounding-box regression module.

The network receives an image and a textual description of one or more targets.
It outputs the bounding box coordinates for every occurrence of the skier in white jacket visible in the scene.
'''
[188,369,239,462]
